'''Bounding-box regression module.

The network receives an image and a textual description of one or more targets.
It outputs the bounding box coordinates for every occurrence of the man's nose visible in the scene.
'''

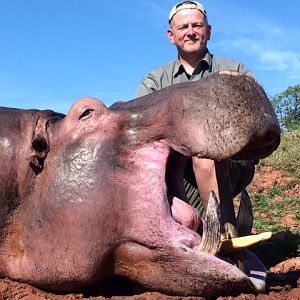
[187,24,195,35]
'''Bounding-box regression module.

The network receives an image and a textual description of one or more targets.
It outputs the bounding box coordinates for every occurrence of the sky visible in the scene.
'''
[0,0,299,114]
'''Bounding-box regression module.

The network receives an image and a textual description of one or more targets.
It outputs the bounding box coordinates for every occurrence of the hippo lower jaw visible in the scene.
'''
[113,240,259,297]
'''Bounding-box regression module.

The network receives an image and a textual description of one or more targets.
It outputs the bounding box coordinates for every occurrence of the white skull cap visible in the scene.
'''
[169,1,207,23]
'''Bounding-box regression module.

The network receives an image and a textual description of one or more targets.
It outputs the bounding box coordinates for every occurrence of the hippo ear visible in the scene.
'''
[30,113,53,174]
[30,136,49,175]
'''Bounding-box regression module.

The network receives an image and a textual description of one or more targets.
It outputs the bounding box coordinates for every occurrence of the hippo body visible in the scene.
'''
[0,74,280,297]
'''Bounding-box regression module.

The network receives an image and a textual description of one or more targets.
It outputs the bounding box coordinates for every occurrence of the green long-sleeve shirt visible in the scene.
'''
[136,51,252,97]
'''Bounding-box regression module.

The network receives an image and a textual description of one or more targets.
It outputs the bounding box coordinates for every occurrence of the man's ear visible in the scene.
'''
[167,28,175,44]
[207,24,212,41]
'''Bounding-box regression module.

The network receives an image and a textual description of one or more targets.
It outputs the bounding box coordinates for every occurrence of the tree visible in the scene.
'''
[271,85,300,131]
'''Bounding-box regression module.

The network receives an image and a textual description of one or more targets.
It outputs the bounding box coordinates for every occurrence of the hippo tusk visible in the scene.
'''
[217,188,271,254]
[198,191,221,255]
[236,188,253,236]
[197,191,272,256]
[218,232,272,255]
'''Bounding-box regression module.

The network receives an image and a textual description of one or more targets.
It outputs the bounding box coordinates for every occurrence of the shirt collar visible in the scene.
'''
[174,51,212,78]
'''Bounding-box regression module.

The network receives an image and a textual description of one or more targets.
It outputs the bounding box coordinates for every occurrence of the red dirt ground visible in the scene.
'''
[249,166,299,233]
[0,257,299,300]
[0,167,299,299]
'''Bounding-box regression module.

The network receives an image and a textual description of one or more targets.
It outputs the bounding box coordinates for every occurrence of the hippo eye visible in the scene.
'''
[79,108,94,120]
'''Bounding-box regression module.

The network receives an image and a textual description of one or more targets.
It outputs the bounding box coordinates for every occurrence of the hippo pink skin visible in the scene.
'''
[171,196,201,230]
[0,74,280,297]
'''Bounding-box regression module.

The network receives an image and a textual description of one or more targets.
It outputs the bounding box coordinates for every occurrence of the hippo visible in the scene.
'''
[0,73,280,298]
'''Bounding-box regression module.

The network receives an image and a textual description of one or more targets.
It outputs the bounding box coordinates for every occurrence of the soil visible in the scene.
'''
[249,166,299,233]
[0,167,299,300]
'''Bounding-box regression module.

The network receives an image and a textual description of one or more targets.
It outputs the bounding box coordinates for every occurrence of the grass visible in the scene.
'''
[250,184,299,232]
[247,129,300,267]
[251,129,300,234]
[250,183,300,266]
[261,129,300,178]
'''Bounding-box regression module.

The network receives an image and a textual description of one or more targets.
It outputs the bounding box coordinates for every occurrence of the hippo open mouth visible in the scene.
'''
[0,74,280,298]
[109,74,280,297]
[112,137,277,295]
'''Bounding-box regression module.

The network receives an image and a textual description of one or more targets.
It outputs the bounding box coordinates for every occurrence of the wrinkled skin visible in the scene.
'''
[0,74,280,298]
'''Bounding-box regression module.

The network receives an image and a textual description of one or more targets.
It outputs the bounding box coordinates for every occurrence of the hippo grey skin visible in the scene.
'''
[0,74,280,297]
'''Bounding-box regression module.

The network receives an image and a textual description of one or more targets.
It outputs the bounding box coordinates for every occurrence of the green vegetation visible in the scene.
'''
[271,84,300,131]
[251,129,300,234]
[266,83,300,177]
[248,119,300,266]
[260,129,300,178]
[251,188,299,234]
[250,177,300,267]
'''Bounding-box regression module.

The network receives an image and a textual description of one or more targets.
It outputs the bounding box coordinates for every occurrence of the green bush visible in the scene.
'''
[271,85,300,131]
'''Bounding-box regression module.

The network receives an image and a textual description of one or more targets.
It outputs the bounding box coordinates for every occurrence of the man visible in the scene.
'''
[136,1,266,292]
[136,1,255,225]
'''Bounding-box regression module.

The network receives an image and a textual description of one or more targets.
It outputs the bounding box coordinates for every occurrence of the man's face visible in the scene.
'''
[167,9,211,55]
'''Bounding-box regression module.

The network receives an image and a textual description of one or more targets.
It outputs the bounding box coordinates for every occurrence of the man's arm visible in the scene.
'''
[192,158,219,210]
[237,62,253,77]
[136,74,159,98]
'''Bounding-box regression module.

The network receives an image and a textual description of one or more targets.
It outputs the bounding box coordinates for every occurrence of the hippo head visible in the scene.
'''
[0,74,280,297]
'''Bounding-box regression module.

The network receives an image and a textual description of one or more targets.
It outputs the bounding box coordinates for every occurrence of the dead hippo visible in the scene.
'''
[0,74,280,298]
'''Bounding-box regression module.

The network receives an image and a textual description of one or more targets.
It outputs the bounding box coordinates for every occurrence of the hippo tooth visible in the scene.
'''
[197,190,271,256]
[218,232,272,255]
[197,191,221,255]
